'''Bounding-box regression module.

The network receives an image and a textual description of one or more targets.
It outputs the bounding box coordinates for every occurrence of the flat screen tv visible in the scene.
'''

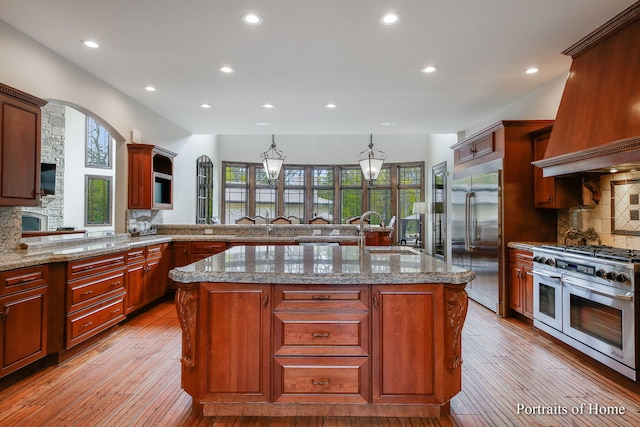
[41,162,56,195]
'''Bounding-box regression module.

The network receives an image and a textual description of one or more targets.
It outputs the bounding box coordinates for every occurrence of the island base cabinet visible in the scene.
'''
[371,284,467,405]
[196,283,271,402]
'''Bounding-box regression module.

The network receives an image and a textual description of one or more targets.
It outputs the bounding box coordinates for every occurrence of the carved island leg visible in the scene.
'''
[175,284,199,368]
[445,286,469,372]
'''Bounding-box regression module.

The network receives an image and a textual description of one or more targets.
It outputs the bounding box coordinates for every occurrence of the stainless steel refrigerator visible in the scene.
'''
[451,170,500,312]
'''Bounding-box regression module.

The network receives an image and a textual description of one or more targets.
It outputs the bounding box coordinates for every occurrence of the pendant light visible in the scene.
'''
[260,134,286,186]
[357,134,386,187]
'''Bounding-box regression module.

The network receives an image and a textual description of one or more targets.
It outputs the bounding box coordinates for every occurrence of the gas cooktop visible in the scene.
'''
[540,244,640,263]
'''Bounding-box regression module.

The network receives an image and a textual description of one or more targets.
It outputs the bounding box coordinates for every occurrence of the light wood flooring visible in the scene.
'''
[1,296,640,426]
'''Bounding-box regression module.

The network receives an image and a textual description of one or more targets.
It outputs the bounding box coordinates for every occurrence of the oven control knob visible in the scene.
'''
[534,256,544,264]
[606,271,618,281]
[616,273,630,284]
[544,258,555,267]
[596,269,607,279]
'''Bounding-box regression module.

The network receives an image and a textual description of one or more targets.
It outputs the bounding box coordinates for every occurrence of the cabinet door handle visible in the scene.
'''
[311,332,330,338]
[312,378,330,386]
[263,294,269,308]
[373,294,379,310]
[312,295,331,300]
[0,306,9,320]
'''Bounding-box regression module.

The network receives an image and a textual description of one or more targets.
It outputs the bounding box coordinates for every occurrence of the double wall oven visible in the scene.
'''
[532,245,639,380]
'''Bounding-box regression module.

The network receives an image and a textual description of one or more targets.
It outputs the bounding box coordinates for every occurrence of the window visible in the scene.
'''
[222,161,424,240]
[196,155,215,224]
[85,175,112,226]
[86,116,112,168]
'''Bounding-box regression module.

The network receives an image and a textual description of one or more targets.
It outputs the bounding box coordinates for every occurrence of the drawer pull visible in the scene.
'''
[110,308,121,315]
[312,295,331,300]
[312,378,330,386]
[6,273,42,286]
[81,321,93,329]
[110,281,122,287]
[81,290,94,296]
[311,332,330,338]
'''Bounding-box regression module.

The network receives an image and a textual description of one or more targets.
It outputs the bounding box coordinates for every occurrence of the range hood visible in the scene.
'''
[533,2,640,177]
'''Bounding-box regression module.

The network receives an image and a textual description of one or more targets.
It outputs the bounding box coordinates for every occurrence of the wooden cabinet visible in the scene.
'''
[198,283,271,402]
[0,83,47,206]
[125,243,169,314]
[0,265,48,378]
[127,144,176,210]
[508,248,534,319]
[189,241,228,263]
[531,125,582,209]
[452,133,497,166]
[273,285,369,403]
[65,253,126,348]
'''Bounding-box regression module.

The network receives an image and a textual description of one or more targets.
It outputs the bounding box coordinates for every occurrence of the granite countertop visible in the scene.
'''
[507,241,555,251]
[169,245,475,285]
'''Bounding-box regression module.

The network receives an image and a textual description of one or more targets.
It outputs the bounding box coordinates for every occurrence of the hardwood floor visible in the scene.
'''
[1,296,640,426]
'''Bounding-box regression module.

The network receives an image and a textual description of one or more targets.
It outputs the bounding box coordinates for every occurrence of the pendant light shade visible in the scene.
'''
[260,135,286,185]
[358,134,386,186]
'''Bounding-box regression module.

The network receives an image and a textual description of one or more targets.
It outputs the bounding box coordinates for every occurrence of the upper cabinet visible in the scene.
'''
[531,125,581,209]
[0,83,47,207]
[127,143,176,210]
[452,133,497,167]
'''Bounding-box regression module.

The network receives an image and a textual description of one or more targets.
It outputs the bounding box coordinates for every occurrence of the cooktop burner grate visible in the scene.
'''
[540,244,640,263]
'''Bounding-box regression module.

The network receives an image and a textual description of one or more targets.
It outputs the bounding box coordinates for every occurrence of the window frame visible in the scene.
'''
[85,174,112,226]
[85,116,112,169]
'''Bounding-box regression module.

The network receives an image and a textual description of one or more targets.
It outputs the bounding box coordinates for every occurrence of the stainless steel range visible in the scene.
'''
[532,244,639,380]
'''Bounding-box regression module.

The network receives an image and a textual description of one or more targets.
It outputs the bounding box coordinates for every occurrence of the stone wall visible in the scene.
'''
[22,102,65,230]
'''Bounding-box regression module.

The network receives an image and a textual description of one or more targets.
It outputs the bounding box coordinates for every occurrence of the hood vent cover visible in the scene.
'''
[534,2,640,177]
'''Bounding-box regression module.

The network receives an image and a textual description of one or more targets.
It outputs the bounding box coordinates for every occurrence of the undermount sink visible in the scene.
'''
[366,246,420,255]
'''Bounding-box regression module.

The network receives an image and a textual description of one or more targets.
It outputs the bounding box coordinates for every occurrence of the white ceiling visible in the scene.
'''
[0,0,635,135]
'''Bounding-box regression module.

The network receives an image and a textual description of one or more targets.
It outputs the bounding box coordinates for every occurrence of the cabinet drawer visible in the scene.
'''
[190,241,228,254]
[146,243,167,260]
[1,265,47,295]
[274,312,368,356]
[66,295,125,348]
[67,253,126,280]
[274,285,369,311]
[273,357,369,403]
[127,248,145,263]
[509,249,533,266]
[67,269,126,313]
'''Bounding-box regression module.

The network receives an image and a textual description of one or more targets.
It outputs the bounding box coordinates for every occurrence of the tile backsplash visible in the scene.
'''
[558,171,640,250]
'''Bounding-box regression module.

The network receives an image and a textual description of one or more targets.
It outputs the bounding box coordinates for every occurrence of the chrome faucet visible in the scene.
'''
[358,211,385,251]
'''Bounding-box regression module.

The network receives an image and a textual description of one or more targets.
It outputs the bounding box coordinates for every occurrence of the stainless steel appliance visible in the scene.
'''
[532,245,639,380]
[451,170,500,312]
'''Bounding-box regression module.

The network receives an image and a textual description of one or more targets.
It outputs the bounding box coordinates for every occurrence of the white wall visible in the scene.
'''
[63,107,116,232]
[0,20,191,232]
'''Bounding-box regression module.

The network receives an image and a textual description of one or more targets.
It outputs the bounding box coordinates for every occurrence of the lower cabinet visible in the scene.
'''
[0,265,48,378]
[178,281,466,416]
[189,241,229,263]
[65,253,126,348]
[509,248,534,319]
[125,243,169,314]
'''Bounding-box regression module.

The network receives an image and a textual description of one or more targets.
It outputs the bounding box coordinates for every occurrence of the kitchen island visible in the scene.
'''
[170,244,475,417]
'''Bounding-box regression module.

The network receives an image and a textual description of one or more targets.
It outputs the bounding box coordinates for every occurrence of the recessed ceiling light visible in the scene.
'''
[526,67,540,74]
[242,13,263,25]
[421,65,438,73]
[381,121,397,126]
[325,103,337,109]
[144,85,156,92]
[262,103,274,109]
[200,103,212,109]
[380,12,401,25]
[610,168,618,173]
[256,121,270,126]
[218,66,235,74]
[83,40,100,49]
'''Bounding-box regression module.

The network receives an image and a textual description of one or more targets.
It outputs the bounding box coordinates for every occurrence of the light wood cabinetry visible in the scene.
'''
[0,265,48,378]
[0,83,47,206]
[65,254,126,348]
[508,248,534,320]
[531,125,582,209]
[125,243,169,314]
[127,144,176,210]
